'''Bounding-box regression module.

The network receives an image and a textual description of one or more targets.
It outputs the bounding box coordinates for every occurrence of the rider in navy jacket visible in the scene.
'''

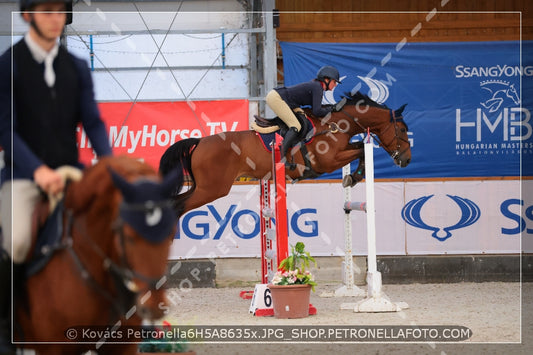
[266,65,342,157]
[0,1,111,351]
[0,0,112,257]
[0,41,111,182]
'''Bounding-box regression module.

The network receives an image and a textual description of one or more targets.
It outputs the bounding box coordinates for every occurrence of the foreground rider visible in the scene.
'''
[0,1,112,351]
[265,65,343,157]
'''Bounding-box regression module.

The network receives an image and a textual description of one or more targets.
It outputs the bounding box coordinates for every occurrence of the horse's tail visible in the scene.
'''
[159,138,200,216]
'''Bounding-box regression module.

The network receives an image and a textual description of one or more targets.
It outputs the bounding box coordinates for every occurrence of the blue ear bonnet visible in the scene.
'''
[109,168,182,243]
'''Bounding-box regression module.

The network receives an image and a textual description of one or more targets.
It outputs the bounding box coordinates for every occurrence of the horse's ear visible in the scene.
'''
[395,104,407,117]
[108,167,136,198]
[159,166,184,197]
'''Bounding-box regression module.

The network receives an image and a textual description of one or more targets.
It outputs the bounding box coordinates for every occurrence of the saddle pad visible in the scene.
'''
[257,117,315,152]
[26,200,65,277]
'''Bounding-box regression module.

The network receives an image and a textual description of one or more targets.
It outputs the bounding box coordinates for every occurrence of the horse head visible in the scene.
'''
[107,166,182,320]
[64,157,183,321]
[388,103,411,167]
[338,92,411,168]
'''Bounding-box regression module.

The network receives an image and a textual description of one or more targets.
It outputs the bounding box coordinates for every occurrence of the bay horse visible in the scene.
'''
[159,92,411,216]
[14,156,183,354]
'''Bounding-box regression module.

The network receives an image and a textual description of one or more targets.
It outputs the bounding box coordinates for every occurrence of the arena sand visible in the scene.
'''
[158,282,532,355]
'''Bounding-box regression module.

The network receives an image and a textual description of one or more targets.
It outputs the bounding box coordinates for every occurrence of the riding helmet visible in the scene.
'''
[19,0,73,24]
[316,65,341,83]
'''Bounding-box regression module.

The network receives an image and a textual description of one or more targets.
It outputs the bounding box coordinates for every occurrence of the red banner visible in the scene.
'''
[78,100,249,169]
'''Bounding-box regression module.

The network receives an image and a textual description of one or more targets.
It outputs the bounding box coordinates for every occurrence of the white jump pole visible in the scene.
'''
[341,136,408,312]
[364,138,380,297]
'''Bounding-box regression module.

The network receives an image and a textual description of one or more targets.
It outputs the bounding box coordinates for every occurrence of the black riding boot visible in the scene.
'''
[0,250,14,355]
[281,127,300,158]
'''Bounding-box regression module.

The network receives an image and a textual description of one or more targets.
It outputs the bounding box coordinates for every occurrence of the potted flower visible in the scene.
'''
[269,242,317,318]
[138,321,195,354]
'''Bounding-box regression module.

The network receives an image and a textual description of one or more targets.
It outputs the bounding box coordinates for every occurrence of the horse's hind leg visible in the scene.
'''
[184,181,235,211]
[184,146,242,212]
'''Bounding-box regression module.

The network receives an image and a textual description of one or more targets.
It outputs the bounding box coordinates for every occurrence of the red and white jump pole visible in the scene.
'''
[250,134,293,315]
[259,133,288,284]
[272,133,289,271]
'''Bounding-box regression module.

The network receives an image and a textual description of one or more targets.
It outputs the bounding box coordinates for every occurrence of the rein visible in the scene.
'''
[51,210,125,316]
[339,107,410,159]
[112,217,166,292]
[62,201,169,316]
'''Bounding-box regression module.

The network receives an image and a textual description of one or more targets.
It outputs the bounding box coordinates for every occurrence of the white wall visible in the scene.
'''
[69,32,250,101]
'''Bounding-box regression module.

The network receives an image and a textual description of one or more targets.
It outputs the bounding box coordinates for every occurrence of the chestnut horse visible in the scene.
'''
[15,156,183,354]
[159,92,411,216]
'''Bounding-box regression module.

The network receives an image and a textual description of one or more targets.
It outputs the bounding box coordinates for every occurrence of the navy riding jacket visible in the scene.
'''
[274,80,333,117]
[0,39,111,183]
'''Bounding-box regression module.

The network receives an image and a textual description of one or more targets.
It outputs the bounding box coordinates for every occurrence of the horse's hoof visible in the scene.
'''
[342,175,353,188]
[351,175,364,187]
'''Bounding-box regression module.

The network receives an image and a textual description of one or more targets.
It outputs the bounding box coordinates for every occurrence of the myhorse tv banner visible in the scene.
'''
[77,100,249,169]
[280,41,533,179]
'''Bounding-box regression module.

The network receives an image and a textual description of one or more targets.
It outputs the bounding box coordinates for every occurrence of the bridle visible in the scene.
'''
[62,199,173,316]
[339,107,410,164]
[377,109,410,162]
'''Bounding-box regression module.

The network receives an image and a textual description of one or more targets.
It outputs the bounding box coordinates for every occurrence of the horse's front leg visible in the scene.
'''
[333,141,365,188]
[342,156,365,188]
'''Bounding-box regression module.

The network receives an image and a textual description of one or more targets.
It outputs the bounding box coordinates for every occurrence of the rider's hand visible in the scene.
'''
[34,165,64,196]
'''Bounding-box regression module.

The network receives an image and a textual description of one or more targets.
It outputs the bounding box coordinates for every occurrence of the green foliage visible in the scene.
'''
[137,322,190,353]
[273,242,318,292]
[278,242,316,273]
[139,339,189,353]
[138,340,189,353]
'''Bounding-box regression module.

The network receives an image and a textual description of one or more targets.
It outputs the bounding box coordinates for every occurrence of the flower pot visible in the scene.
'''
[268,284,311,319]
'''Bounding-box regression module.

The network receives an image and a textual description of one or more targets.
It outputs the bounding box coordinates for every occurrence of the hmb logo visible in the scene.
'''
[479,80,520,113]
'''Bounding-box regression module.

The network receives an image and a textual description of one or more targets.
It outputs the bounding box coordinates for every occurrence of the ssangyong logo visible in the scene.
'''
[454,63,531,157]
[454,64,533,78]
[401,195,481,241]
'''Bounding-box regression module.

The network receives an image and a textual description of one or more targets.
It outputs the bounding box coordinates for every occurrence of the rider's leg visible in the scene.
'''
[1,180,40,263]
[0,249,13,355]
[0,180,40,354]
[265,90,302,157]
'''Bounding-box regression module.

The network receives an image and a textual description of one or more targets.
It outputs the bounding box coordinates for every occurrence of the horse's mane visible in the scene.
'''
[342,91,390,110]
[65,156,157,214]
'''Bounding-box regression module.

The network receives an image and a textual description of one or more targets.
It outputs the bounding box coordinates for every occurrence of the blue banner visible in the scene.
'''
[280,41,533,178]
